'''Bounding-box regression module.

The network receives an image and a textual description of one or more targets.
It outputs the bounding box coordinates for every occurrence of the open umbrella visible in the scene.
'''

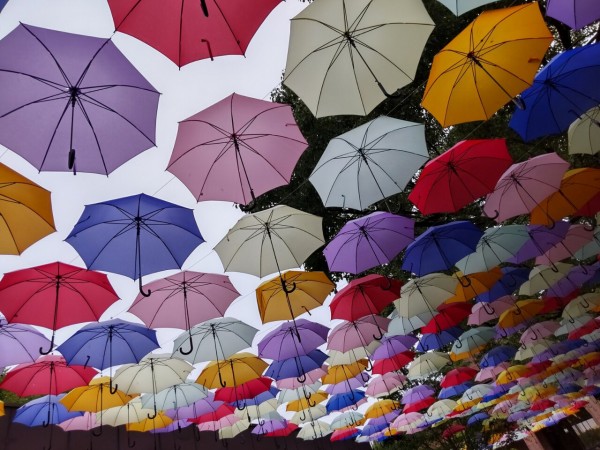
[258,319,328,361]
[435,0,498,15]
[167,93,307,206]
[395,272,459,318]
[421,3,552,127]
[568,106,600,155]
[109,0,280,67]
[65,193,204,296]
[0,23,159,174]
[546,0,600,31]
[0,319,52,367]
[197,352,267,389]
[15,394,82,428]
[283,0,434,117]
[309,116,428,210]
[0,261,119,354]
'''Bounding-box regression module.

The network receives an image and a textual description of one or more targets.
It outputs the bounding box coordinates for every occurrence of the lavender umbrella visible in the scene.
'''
[323,212,414,274]
[258,319,329,360]
[371,336,418,359]
[164,395,224,420]
[507,222,570,264]
[0,318,51,367]
[324,374,365,395]
[401,385,435,405]
[546,0,600,30]
[0,24,159,175]
[265,350,328,381]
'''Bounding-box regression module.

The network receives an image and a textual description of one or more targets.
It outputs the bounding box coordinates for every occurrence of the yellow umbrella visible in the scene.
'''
[287,392,329,412]
[256,271,335,323]
[497,299,544,329]
[421,2,552,127]
[496,365,532,385]
[126,411,173,432]
[0,400,4,417]
[517,385,557,403]
[364,399,400,419]
[0,162,55,254]
[197,352,267,388]
[60,377,134,412]
[321,360,368,385]
[446,268,503,304]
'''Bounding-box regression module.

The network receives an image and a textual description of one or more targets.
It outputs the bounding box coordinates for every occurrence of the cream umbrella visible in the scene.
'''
[394,273,459,318]
[569,106,600,155]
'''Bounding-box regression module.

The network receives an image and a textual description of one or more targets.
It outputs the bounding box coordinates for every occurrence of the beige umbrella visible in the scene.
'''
[298,421,332,440]
[283,0,434,117]
[394,273,459,318]
[99,398,154,427]
[290,404,328,425]
[568,106,600,155]
[563,293,600,319]
[218,419,250,439]
[406,352,450,380]
[518,263,572,296]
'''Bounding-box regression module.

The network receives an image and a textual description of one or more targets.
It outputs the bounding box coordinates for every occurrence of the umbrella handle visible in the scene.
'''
[482,303,496,316]
[486,210,500,220]
[300,410,306,422]
[547,220,556,230]
[458,276,472,288]
[179,336,194,355]
[497,327,508,339]
[147,411,157,420]
[581,297,591,309]
[139,277,152,297]
[373,327,384,341]
[128,436,136,448]
[40,334,55,355]
[376,81,401,99]
[454,339,463,349]
[200,0,209,16]
[109,381,119,395]
[237,401,246,412]
[584,217,597,232]
[218,370,227,388]
[297,373,307,383]
[360,371,369,383]
[92,427,103,437]
[307,397,316,408]
[366,359,373,372]
[282,281,297,294]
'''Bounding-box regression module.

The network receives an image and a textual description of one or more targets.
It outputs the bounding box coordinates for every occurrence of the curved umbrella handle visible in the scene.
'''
[200,0,209,16]
[372,326,384,341]
[458,275,472,288]
[307,397,316,408]
[360,371,369,383]
[366,359,373,372]
[42,407,51,427]
[139,277,152,297]
[299,410,306,422]
[128,436,136,448]
[179,336,194,356]
[547,220,556,230]
[147,411,157,420]
[282,281,297,294]
[581,297,591,309]
[376,81,402,99]
[486,209,500,220]
[297,373,307,384]
[454,339,463,349]
[40,334,55,355]
[584,217,597,232]
[218,369,227,388]
[258,419,265,427]
[497,327,508,339]
[237,400,246,412]
[109,381,119,395]
[482,302,496,316]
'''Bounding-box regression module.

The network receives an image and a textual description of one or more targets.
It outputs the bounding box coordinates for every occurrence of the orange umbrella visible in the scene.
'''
[287,391,329,412]
[321,360,368,385]
[447,268,503,303]
[497,299,544,329]
[197,353,267,389]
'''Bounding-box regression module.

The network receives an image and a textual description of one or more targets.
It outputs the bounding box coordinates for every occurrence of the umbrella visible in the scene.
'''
[518,263,572,295]
[60,377,133,413]
[197,352,267,389]
[417,326,462,351]
[395,272,459,318]
[321,360,368,385]
[58,412,97,432]
[65,193,204,296]
[255,270,334,324]
[409,139,513,215]
[450,326,496,361]
[435,0,498,16]
[214,205,324,278]
[366,373,406,398]
[216,377,272,405]
[0,23,159,174]
[100,398,155,427]
[468,295,515,326]
[421,3,552,127]
[323,212,414,274]
[0,355,97,396]
[128,271,239,330]
[327,316,391,353]
[127,412,173,432]
[141,382,208,411]
[546,0,600,30]
[497,299,545,330]
[219,419,250,439]
[308,116,429,210]
[265,350,328,381]
[371,336,418,359]
[109,0,280,67]
[167,93,307,205]
[276,366,327,390]
[0,318,52,367]
[475,266,530,302]
[372,351,415,374]
[402,221,482,276]
[172,317,257,365]
[0,261,119,354]
[298,421,331,440]
[482,152,569,223]
[508,222,571,264]
[258,319,328,360]
[535,224,593,265]
[440,368,478,388]
[283,0,434,117]
[15,394,82,427]
[568,106,600,155]
[520,321,560,345]
[407,352,450,380]
[510,42,600,141]
[0,162,55,254]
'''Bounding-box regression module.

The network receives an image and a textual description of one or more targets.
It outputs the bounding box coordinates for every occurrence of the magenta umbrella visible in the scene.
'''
[482,152,569,223]
[167,93,307,206]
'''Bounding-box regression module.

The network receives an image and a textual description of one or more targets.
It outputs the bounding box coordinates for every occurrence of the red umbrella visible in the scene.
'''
[0,262,119,354]
[331,428,359,442]
[440,367,478,388]
[0,355,97,396]
[329,275,401,326]
[214,377,272,403]
[442,423,465,439]
[108,0,281,67]
[409,139,512,215]
[372,352,415,375]
[190,404,235,424]
[403,396,435,413]
[530,399,555,412]
[420,303,471,333]
[266,423,299,437]
[569,317,600,340]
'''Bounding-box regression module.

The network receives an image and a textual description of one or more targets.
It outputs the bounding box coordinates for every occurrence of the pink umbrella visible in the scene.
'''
[475,362,510,382]
[58,412,97,432]
[327,316,391,353]
[324,374,365,395]
[276,367,327,390]
[167,93,307,206]
[520,321,560,345]
[536,224,594,265]
[482,152,569,223]
[366,373,406,398]
[468,296,515,326]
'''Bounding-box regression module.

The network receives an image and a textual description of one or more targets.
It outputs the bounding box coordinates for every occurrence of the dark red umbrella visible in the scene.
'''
[420,303,471,333]
[190,404,235,424]
[214,377,272,403]
[265,423,299,437]
[0,355,97,396]
[372,351,415,375]
[409,139,512,215]
[440,367,478,388]
[0,262,119,354]
[442,424,465,439]
[108,0,281,67]
[403,396,435,413]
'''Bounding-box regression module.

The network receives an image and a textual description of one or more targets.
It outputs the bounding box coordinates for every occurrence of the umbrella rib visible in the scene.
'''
[74,38,113,88]
[37,98,72,171]
[20,24,72,87]
[73,95,110,175]
[0,91,71,120]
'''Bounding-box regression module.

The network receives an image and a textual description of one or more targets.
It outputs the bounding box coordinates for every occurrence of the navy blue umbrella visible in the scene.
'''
[479,345,517,368]
[326,390,365,413]
[264,349,328,381]
[438,381,473,399]
[66,193,204,296]
[510,42,600,142]
[402,221,482,276]
[474,267,530,303]
[417,326,462,352]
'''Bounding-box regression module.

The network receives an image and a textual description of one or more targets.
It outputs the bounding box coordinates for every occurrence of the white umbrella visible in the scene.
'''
[330,411,364,429]
[140,382,208,411]
[99,398,154,427]
[214,205,324,278]
[218,419,250,439]
[435,0,499,16]
[569,106,600,155]
[518,263,572,295]
[234,398,278,420]
[563,293,600,319]
[309,117,429,210]
[406,352,450,380]
[387,311,434,335]
[290,404,328,424]
[394,273,458,318]
[283,0,435,117]
[298,421,332,440]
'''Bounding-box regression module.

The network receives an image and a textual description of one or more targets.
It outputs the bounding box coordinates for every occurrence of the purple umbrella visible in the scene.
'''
[546,0,600,30]
[546,262,600,298]
[258,319,329,360]
[323,212,414,274]
[401,385,435,405]
[167,93,307,206]
[371,336,418,360]
[0,318,51,367]
[508,222,570,264]
[324,374,365,395]
[0,24,159,175]
[265,350,329,381]
[165,395,224,420]
[251,419,288,435]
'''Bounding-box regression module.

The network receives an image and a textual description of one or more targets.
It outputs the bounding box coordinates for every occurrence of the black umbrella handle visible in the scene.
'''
[40,333,55,355]
[179,335,194,355]
[139,276,152,297]
[200,0,209,16]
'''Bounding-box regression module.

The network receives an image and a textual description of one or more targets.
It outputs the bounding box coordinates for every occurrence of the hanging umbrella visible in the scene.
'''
[440,368,478,388]
[0,318,52,367]
[568,106,600,155]
[60,377,133,413]
[450,327,496,361]
[0,162,55,254]
[508,222,571,264]
[395,272,459,318]
[0,261,119,354]
[0,23,159,174]
[518,263,572,295]
[216,377,272,405]
[520,321,560,345]
[409,139,513,215]
[309,116,429,210]
[219,419,250,439]
[171,317,258,364]
[297,421,331,440]
[15,394,82,427]
[100,398,155,427]
[327,316,391,353]
[417,326,462,352]
[449,268,503,303]
[197,352,267,389]
[321,360,368,386]
[546,0,600,31]
[256,270,334,324]
[141,382,208,411]
[58,412,97,432]
[327,345,379,367]
[388,311,434,335]
[65,193,204,296]
[128,271,239,330]
[258,319,328,361]
[109,0,280,67]
[497,299,545,330]
[468,295,515,325]
[435,0,498,16]
[372,351,415,374]
[371,336,418,360]
[265,350,328,381]
[535,224,593,265]
[330,411,365,430]
[276,366,327,390]
[167,93,307,205]
[323,212,414,274]
[366,373,406,398]
[127,412,173,432]
[402,221,482,276]
[283,0,434,117]
[510,42,600,141]
[0,355,97,396]
[407,352,450,381]
[482,152,569,223]
[475,267,530,302]
[421,3,552,127]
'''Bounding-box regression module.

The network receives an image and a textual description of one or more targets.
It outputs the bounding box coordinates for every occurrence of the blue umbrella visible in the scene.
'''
[417,326,462,352]
[479,345,517,368]
[402,221,482,276]
[264,349,328,381]
[438,381,473,399]
[467,412,489,426]
[360,420,389,436]
[474,267,530,303]
[510,42,600,142]
[14,394,82,427]
[482,382,515,402]
[65,193,204,296]
[230,386,279,409]
[326,390,365,413]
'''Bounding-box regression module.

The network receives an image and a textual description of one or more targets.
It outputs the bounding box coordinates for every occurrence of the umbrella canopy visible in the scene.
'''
[407,352,450,380]
[258,319,328,360]
[59,377,133,413]
[167,93,307,205]
[0,163,55,254]
[65,193,204,295]
[0,261,119,353]
[546,0,600,31]
[366,373,406,398]
[256,271,334,323]
[568,106,600,155]
[283,0,434,117]
[128,271,239,330]
[409,139,513,215]
[214,205,324,278]
[482,152,569,223]
[510,42,600,141]
[266,349,328,380]
[0,319,52,367]
[395,272,459,318]
[421,3,552,127]
[197,352,267,388]
[0,23,159,174]
[100,398,155,427]
[113,355,193,395]
[140,382,208,411]
[323,212,414,274]
[15,394,82,427]
[109,0,280,67]
[298,421,331,440]
[435,0,498,15]
[327,316,391,353]
[309,116,428,210]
